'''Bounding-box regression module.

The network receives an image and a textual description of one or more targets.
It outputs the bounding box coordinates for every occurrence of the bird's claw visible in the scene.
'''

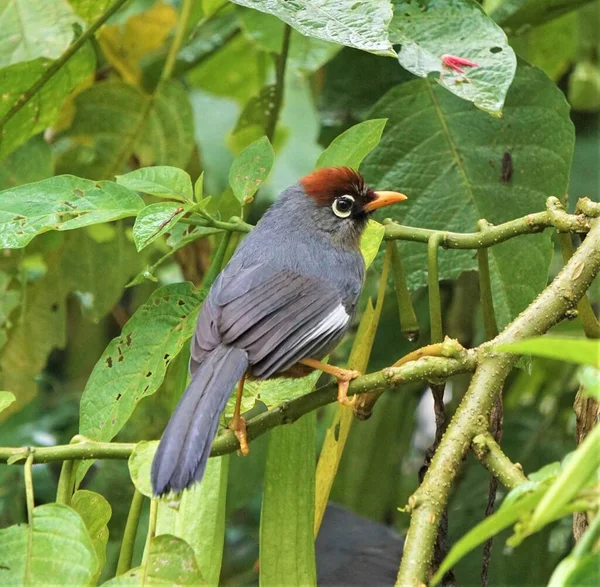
[336,371,361,407]
[229,415,250,456]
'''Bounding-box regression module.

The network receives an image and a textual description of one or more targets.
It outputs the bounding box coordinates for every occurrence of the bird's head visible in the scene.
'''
[298,167,407,247]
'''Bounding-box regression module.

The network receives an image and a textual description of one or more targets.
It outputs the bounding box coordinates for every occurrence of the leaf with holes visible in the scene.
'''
[0,43,96,159]
[78,283,205,482]
[230,0,395,56]
[389,0,517,115]
[228,136,274,204]
[0,504,98,585]
[362,63,574,328]
[317,119,387,170]
[0,176,143,248]
[133,203,191,252]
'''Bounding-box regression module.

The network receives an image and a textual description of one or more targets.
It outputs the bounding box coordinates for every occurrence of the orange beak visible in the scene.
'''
[364,190,408,212]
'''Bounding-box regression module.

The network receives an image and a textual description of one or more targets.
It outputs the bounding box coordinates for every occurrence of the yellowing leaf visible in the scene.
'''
[98,1,177,85]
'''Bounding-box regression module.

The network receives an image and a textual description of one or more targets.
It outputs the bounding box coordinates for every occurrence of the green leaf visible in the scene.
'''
[69,0,114,22]
[527,424,600,533]
[133,203,191,252]
[0,0,79,67]
[390,0,516,115]
[238,7,341,74]
[117,167,194,203]
[228,136,274,204]
[317,119,387,169]
[0,391,15,415]
[128,441,157,498]
[0,270,20,352]
[549,554,600,587]
[0,504,98,585]
[0,43,95,159]
[71,490,112,582]
[78,283,205,482]
[61,81,194,179]
[260,413,317,586]
[103,534,204,586]
[230,0,395,56]
[0,176,144,248]
[157,456,229,586]
[362,62,573,329]
[0,136,53,190]
[431,484,549,585]
[360,219,385,268]
[194,172,204,202]
[497,336,600,367]
[490,0,592,30]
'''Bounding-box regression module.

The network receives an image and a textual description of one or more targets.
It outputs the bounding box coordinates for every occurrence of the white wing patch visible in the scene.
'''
[295,304,349,349]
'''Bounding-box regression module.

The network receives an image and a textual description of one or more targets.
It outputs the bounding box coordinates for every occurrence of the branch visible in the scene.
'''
[472,432,527,490]
[0,351,476,465]
[265,24,292,143]
[397,216,600,586]
[0,0,130,130]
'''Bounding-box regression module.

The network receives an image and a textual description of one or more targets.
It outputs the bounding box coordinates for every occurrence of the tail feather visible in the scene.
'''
[151,345,248,495]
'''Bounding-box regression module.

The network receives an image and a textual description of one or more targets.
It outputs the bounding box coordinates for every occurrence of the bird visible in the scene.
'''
[151,167,407,496]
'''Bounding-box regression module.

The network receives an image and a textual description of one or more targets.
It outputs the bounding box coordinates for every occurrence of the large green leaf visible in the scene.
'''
[103,535,204,586]
[260,413,317,586]
[490,0,592,30]
[497,336,600,367]
[0,43,95,159]
[316,119,387,169]
[390,0,517,115]
[157,456,229,586]
[0,176,144,248]
[362,63,574,328]
[228,136,274,204]
[132,203,192,252]
[0,0,79,67]
[238,7,341,74]
[78,283,205,479]
[230,0,396,56]
[0,504,98,585]
[116,166,194,203]
[61,81,194,179]
[71,490,112,582]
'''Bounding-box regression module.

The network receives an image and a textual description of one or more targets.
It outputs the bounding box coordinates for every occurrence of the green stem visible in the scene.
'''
[397,218,600,586]
[24,451,35,524]
[156,0,193,92]
[181,213,252,233]
[428,234,444,344]
[116,489,145,576]
[142,498,158,579]
[201,231,232,289]
[557,232,600,338]
[477,224,499,340]
[388,239,419,342]
[0,0,131,131]
[265,24,292,143]
[56,459,74,505]
[472,433,527,489]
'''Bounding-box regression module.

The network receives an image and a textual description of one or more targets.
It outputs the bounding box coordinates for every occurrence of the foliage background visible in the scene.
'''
[0,0,598,585]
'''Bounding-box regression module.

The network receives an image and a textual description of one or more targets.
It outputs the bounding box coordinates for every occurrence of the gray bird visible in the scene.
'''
[151,167,406,496]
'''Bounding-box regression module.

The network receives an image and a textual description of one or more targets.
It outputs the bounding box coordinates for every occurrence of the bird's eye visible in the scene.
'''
[332,195,355,218]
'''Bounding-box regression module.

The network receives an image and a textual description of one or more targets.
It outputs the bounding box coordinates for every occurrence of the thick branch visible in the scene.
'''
[0,352,475,465]
[472,432,527,489]
[397,217,600,586]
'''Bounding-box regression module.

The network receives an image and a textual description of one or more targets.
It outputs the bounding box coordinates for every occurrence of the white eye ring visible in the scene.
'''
[332,195,355,218]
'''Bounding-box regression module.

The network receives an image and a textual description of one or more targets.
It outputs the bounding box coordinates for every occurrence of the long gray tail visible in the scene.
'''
[151,345,248,496]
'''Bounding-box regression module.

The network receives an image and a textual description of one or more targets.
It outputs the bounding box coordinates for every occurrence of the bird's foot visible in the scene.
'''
[229,415,250,456]
[336,369,361,407]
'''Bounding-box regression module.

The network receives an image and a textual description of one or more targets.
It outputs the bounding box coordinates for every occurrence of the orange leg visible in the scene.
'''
[299,358,361,407]
[229,375,249,456]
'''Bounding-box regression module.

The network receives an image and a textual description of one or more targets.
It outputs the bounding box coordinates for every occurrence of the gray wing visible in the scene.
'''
[191,265,353,379]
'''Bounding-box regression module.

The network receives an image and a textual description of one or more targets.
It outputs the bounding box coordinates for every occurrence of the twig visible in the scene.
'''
[116,489,145,576]
[265,24,292,143]
[477,222,499,340]
[472,432,526,490]
[396,217,600,586]
[0,0,131,131]
[428,234,444,344]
